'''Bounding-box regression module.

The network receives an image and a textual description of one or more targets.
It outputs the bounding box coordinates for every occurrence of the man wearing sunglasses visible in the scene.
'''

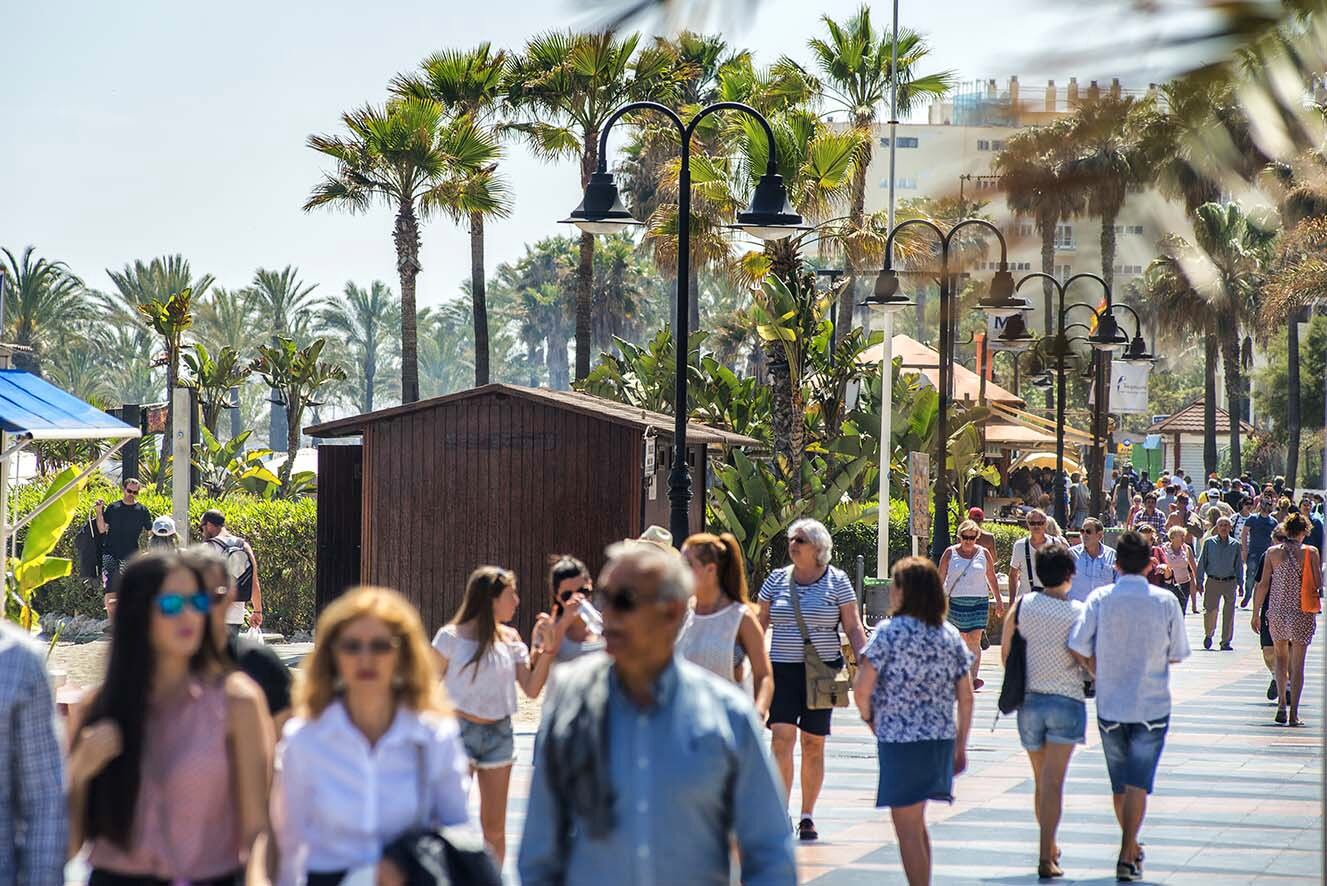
[521,543,795,885]
[94,477,154,616]
[1069,519,1117,604]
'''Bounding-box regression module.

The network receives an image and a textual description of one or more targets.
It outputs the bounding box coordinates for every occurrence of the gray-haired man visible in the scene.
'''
[1197,516,1242,651]
[520,542,795,885]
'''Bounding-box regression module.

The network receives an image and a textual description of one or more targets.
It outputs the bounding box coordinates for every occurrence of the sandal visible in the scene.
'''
[1116,859,1141,882]
[1038,859,1064,879]
[1275,708,1288,725]
[1289,715,1305,727]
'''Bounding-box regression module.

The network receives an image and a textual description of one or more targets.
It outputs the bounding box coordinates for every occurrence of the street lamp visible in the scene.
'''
[867,219,1031,561]
[1015,273,1154,526]
[563,100,806,546]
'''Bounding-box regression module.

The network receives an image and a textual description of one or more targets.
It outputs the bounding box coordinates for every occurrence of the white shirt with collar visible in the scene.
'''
[273,701,471,884]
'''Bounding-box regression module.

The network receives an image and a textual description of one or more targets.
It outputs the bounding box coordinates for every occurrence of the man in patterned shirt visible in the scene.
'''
[1134,493,1167,535]
[0,622,66,886]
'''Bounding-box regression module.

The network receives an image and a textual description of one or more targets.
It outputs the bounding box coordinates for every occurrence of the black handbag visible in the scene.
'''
[997,598,1027,715]
[396,744,502,885]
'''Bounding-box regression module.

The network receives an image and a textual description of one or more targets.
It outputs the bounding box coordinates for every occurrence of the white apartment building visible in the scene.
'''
[855,76,1192,338]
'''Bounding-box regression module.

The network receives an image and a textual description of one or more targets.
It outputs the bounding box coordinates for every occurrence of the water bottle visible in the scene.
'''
[579,600,604,634]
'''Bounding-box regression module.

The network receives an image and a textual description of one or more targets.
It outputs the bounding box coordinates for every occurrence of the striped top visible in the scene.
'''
[759,565,855,663]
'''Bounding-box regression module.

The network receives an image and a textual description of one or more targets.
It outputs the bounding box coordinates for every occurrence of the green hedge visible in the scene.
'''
[830,502,1030,579]
[17,476,315,637]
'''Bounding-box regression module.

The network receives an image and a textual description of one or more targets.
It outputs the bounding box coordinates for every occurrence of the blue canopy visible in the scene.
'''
[0,369,139,441]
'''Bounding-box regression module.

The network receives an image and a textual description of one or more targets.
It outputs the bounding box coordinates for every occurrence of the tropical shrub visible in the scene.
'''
[16,476,316,636]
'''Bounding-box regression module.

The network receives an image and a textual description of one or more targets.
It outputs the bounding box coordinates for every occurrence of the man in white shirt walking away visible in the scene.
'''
[1069,531,1191,882]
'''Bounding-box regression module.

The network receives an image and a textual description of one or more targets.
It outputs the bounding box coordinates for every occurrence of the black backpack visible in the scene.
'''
[207,534,254,603]
[997,598,1027,715]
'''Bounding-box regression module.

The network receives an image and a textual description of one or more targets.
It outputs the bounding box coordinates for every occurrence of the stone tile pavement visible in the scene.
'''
[498,612,1323,884]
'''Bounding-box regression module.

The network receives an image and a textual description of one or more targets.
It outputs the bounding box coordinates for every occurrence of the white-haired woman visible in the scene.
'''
[758,518,867,842]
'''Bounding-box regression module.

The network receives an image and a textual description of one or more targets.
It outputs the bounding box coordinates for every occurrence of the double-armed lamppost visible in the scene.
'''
[562,101,806,546]
[862,219,1034,561]
[1015,272,1154,525]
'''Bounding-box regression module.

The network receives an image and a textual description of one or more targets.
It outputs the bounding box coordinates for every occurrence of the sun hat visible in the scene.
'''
[636,525,674,548]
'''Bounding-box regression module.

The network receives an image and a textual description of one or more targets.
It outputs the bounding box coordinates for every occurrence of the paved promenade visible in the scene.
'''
[499,612,1323,884]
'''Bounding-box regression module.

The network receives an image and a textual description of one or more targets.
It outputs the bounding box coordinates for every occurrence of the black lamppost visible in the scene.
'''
[865,219,1031,561]
[1015,272,1153,526]
[563,101,806,546]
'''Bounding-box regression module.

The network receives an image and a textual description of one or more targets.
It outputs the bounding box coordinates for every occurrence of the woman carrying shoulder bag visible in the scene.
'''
[939,520,1003,691]
[758,518,867,842]
[273,587,474,886]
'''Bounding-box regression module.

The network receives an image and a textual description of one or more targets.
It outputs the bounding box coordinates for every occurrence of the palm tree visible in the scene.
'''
[392,44,514,386]
[0,246,90,375]
[418,302,477,398]
[1187,201,1271,473]
[105,255,214,320]
[250,266,320,343]
[801,5,953,335]
[1061,95,1153,291]
[1142,246,1222,476]
[506,30,675,382]
[318,281,402,412]
[136,287,195,480]
[93,324,160,405]
[250,338,347,490]
[994,119,1084,336]
[305,98,503,403]
[193,286,259,355]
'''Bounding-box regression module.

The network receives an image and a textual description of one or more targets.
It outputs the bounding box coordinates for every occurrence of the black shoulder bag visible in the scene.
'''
[997,597,1027,716]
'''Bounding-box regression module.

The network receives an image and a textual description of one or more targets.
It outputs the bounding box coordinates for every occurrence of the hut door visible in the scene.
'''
[316,445,363,613]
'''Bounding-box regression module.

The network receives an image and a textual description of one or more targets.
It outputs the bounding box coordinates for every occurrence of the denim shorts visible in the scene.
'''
[1098,716,1169,794]
[458,716,515,769]
[1016,692,1087,750]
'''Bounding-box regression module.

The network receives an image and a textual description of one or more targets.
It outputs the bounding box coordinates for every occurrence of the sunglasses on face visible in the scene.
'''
[1028,521,1046,527]
[959,534,978,541]
[559,586,591,604]
[335,636,401,656]
[601,585,661,613]
[157,591,210,617]
[789,536,810,545]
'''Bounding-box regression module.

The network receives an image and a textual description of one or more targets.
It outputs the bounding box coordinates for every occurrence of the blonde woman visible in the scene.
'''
[939,520,1003,690]
[678,532,774,719]
[1163,526,1200,615]
[434,566,561,865]
[273,587,470,886]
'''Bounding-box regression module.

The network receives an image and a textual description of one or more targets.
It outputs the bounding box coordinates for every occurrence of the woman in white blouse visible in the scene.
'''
[433,566,563,865]
[273,586,471,886]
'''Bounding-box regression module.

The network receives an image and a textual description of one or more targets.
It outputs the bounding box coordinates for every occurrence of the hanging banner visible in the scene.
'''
[908,451,931,540]
[1111,361,1152,414]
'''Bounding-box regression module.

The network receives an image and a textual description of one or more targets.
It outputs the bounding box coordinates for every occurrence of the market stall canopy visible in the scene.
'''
[985,422,1057,446]
[1010,450,1085,475]
[988,402,1093,445]
[859,335,1025,407]
[0,369,139,441]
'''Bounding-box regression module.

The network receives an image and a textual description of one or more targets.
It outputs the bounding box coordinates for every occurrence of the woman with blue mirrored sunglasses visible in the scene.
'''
[156,590,212,617]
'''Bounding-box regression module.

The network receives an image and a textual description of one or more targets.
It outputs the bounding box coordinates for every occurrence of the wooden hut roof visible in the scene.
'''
[306,383,762,447]
[1144,399,1255,435]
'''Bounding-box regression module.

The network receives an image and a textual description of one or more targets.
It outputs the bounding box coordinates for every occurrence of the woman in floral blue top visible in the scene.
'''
[853,556,975,886]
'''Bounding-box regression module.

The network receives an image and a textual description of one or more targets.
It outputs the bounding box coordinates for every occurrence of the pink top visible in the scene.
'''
[88,675,241,880]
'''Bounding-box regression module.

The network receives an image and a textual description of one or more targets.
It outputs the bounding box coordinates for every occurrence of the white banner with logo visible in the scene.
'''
[1111,361,1152,414]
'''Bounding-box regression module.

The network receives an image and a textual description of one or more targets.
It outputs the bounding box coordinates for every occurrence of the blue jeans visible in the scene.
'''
[1098,716,1169,794]
[1016,692,1087,750]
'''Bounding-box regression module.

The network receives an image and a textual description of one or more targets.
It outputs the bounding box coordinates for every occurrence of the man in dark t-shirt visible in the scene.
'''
[1241,500,1278,607]
[94,477,154,612]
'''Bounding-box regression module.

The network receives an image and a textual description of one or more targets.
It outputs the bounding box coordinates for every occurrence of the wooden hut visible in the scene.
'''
[305,384,759,638]
[1144,399,1255,480]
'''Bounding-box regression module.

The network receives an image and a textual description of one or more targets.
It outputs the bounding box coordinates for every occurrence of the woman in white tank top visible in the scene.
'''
[938,520,1003,690]
[677,533,774,720]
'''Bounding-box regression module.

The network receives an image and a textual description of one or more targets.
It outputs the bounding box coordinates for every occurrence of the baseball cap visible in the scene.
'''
[967,507,984,521]
[151,515,177,537]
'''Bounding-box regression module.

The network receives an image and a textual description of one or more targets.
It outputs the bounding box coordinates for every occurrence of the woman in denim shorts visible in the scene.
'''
[433,566,566,865]
[1000,543,1088,880]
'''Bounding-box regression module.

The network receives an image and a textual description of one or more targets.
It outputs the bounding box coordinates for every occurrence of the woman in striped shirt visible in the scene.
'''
[758,518,868,842]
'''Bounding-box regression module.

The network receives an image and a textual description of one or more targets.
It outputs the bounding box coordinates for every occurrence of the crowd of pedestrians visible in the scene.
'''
[4,470,1322,886]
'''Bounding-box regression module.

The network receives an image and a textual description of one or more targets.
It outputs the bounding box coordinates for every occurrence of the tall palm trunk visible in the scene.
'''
[768,238,806,483]
[1286,309,1303,486]
[1219,321,1242,472]
[573,130,599,383]
[470,211,490,386]
[838,128,871,340]
[688,263,700,335]
[546,327,570,390]
[394,200,422,403]
[1100,209,1118,291]
[1038,211,1057,335]
[364,344,376,412]
[1203,329,1218,476]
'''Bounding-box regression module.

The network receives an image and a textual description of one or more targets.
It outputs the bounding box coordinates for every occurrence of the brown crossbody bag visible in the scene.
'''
[789,571,851,709]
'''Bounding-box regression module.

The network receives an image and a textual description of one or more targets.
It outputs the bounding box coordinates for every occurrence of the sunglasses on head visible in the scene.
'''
[157,591,210,617]
[335,636,401,656]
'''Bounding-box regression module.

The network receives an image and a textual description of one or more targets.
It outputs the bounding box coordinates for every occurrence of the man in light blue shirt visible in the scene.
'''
[520,543,795,886]
[1069,531,1190,883]
[1068,518,1116,603]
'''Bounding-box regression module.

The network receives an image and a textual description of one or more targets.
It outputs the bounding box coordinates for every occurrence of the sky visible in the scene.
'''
[2,0,1200,310]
